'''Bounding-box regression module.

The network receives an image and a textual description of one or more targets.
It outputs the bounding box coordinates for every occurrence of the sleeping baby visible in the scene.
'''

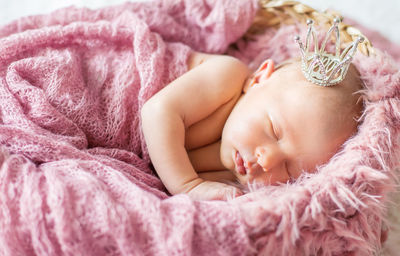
[141,19,364,200]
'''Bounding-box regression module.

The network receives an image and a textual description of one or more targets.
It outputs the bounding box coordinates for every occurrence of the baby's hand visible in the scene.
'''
[185,179,243,201]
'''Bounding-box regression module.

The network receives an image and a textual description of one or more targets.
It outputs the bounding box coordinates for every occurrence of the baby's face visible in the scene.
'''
[220,61,361,186]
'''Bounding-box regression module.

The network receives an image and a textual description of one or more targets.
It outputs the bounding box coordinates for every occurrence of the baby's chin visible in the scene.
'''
[233,171,284,189]
[233,179,277,193]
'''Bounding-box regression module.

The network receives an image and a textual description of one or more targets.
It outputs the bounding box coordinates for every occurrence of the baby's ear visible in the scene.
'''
[255,59,274,81]
[244,59,275,92]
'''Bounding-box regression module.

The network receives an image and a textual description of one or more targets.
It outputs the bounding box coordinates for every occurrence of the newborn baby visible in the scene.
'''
[141,51,363,200]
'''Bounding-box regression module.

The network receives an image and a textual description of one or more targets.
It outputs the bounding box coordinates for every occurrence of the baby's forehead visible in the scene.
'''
[272,63,359,130]
[285,94,355,153]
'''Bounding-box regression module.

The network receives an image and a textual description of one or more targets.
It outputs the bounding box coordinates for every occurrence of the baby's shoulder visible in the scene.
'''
[188,51,248,73]
[187,52,249,94]
[188,52,212,70]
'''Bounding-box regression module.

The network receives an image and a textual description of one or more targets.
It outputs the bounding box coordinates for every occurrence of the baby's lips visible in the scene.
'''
[237,166,246,175]
[235,151,247,175]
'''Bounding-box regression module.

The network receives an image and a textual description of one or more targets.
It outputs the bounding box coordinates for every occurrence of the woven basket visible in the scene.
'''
[244,0,375,57]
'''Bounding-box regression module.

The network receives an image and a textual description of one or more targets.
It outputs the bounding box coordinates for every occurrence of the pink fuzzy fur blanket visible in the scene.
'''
[0,0,399,255]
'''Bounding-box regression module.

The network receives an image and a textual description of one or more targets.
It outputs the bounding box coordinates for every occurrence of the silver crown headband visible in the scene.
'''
[294,18,364,87]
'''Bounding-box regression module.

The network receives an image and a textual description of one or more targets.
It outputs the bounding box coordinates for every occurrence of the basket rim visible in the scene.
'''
[246,0,374,56]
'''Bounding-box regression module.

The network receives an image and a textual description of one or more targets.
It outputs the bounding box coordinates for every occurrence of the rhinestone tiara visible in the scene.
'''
[294,18,364,87]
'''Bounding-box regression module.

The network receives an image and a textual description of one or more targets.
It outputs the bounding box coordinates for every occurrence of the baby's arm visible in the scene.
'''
[141,54,248,200]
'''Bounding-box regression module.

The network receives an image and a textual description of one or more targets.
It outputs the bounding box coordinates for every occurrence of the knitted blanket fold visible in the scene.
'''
[0,1,259,255]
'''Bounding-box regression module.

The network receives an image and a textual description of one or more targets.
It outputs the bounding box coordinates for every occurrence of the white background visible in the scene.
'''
[0,0,399,44]
[301,0,400,43]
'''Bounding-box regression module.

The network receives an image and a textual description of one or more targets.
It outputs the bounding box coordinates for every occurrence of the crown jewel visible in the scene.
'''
[295,18,364,87]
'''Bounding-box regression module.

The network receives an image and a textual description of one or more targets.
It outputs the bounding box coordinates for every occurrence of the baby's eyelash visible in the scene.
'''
[268,114,280,140]
[270,122,279,140]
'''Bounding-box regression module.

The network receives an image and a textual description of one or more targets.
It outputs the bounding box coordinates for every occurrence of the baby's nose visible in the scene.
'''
[255,146,283,171]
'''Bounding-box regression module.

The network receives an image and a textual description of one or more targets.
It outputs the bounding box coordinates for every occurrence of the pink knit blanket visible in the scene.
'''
[0,1,259,255]
[1,0,400,255]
